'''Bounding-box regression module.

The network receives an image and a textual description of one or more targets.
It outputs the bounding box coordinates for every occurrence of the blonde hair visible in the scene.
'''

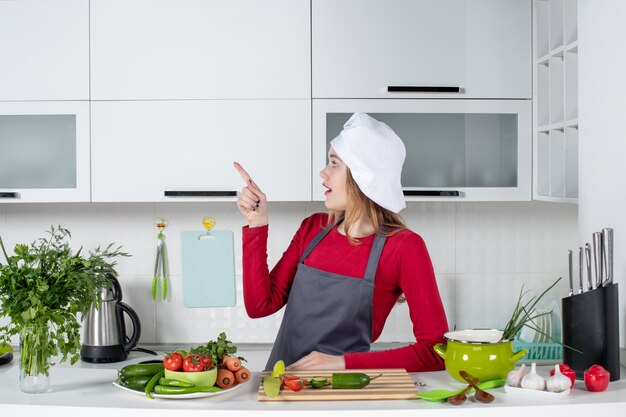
[327,168,406,245]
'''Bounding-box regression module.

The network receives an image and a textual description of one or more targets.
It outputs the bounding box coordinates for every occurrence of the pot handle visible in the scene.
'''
[433,343,447,359]
[510,349,528,363]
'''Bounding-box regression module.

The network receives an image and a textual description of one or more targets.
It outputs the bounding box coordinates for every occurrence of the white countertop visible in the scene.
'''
[1,349,625,417]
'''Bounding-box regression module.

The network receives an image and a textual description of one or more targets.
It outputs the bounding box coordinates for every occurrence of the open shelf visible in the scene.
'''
[533,0,578,203]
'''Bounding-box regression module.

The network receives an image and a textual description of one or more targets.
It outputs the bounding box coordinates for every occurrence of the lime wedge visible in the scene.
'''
[271,360,285,377]
[263,375,282,398]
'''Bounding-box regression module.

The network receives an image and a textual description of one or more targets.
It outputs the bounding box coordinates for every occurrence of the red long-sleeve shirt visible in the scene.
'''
[242,213,448,372]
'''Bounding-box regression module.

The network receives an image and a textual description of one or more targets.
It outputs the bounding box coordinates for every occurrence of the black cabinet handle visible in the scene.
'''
[403,190,460,197]
[0,192,19,198]
[164,190,237,197]
[387,86,461,93]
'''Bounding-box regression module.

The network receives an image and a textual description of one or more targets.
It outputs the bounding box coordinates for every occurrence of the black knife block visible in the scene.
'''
[562,283,620,381]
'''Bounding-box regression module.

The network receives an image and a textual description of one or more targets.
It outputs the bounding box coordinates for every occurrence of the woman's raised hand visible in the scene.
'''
[234,162,268,227]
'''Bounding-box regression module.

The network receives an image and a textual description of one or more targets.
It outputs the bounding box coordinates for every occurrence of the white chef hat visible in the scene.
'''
[330,113,406,213]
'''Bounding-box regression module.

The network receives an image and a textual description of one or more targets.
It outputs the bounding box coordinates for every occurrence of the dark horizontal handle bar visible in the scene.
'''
[403,190,460,197]
[0,192,19,198]
[387,86,460,93]
[164,190,237,197]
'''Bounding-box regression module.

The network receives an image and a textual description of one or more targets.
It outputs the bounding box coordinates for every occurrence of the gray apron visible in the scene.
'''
[265,225,387,370]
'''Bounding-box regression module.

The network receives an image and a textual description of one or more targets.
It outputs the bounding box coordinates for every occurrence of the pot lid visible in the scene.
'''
[444,329,508,344]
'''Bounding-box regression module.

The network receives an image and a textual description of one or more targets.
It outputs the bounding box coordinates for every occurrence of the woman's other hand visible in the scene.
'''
[285,351,346,371]
[234,162,268,227]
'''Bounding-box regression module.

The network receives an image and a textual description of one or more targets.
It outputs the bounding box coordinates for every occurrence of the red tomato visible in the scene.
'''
[584,364,610,392]
[163,352,183,371]
[284,378,306,392]
[550,364,576,388]
[198,355,212,370]
[183,355,205,372]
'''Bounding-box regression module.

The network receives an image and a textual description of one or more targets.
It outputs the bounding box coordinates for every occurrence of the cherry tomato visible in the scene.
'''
[284,377,306,392]
[183,355,205,372]
[197,355,212,370]
[584,364,610,392]
[163,352,183,371]
[550,364,576,388]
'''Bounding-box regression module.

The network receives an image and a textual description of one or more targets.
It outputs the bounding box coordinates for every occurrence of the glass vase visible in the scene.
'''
[19,324,50,393]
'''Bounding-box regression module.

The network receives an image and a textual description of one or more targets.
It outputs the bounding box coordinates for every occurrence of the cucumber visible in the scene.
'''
[119,375,152,391]
[331,373,382,389]
[119,363,164,379]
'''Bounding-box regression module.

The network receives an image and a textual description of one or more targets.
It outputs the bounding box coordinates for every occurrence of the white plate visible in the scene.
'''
[112,381,244,399]
[549,300,562,342]
[504,384,570,399]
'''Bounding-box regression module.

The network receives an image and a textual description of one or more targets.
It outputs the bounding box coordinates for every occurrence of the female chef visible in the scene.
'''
[235,113,448,372]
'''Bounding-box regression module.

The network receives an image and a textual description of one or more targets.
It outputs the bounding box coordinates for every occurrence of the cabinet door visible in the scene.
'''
[91,100,311,202]
[313,99,531,201]
[0,0,89,100]
[0,102,90,203]
[90,0,310,100]
[313,0,531,99]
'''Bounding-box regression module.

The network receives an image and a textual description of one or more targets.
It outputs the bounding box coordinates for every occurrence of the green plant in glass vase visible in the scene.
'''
[0,226,128,393]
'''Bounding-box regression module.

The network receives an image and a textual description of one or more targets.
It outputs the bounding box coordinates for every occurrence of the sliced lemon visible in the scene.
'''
[201,217,216,231]
[271,359,285,377]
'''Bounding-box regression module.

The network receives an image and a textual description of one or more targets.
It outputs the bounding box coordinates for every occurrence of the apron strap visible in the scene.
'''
[363,233,387,284]
[299,226,334,263]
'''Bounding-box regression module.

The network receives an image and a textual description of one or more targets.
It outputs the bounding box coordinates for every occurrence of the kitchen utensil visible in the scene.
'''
[567,250,573,296]
[164,366,218,387]
[447,377,477,405]
[578,247,584,294]
[433,329,527,383]
[81,273,141,363]
[602,228,613,286]
[258,369,416,401]
[181,223,236,308]
[459,371,495,403]
[152,218,169,301]
[585,243,593,291]
[593,232,603,289]
[415,379,505,402]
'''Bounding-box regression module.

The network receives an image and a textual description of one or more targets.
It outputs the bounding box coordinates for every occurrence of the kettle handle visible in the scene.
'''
[117,302,141,354]
[107,272,123,301]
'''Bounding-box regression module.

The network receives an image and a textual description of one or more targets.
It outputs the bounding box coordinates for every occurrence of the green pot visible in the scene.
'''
[434,329,527,383]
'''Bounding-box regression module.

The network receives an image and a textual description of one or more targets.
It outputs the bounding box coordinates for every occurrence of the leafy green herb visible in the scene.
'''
[191,332,242,367]
[501,277,561,341]
[0,226,129,376]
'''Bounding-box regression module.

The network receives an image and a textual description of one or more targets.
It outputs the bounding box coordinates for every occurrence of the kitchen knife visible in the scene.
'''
[585,243,593,291]
[578,246,584,294]
[593,232,603,289]
[568,249,574,296]
[602,228,614,286]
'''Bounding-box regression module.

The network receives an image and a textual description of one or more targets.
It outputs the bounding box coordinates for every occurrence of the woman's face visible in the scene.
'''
[320,147,349,211]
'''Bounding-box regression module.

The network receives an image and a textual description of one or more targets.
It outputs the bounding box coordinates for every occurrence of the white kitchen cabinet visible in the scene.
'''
[312,0,531,99]
[91,100,311,202]
[0,101,91,203]
[0,0,89,101]
[313,99,532,201]
[90,0,310,100]
[533,0,578,203]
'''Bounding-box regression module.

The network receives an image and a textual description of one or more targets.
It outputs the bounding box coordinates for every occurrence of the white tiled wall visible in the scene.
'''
[0,201,577,345]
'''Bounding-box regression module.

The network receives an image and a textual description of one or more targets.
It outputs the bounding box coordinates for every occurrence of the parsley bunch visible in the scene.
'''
[0,226,129,376]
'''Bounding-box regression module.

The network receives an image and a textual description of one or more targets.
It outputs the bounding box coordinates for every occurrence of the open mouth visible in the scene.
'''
[323,184,332,195]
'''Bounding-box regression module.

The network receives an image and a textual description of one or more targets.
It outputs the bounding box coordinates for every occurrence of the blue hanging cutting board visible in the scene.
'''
[180,230,236,307]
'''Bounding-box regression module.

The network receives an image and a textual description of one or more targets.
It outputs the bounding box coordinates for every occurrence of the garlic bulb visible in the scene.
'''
[521,362,546,391]
[506,363,526,387]
[547,364,571,392]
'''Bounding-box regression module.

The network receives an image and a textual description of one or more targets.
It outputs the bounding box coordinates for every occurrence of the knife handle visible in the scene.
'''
[593,232,603,289]
[585,243,593,291]
[578,246,584,294]
[602,228,614,286]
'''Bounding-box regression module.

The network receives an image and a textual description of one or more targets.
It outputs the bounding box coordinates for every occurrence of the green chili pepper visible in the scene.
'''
[154,385,222,395]
[158,377,194,388]
[144,371,165,399]
[331,373,382,389]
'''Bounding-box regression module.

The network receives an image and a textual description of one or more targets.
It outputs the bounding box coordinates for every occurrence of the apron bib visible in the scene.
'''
[265,226,387,370]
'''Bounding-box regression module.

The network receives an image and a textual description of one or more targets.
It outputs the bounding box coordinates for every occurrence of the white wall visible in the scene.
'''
[0,201,576,346]
[579,0,626,348]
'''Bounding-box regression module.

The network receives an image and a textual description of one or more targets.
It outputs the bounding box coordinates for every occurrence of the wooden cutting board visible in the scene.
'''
[258,368,418,401]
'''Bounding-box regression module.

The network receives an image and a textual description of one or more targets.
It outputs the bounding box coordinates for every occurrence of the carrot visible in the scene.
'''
[235,367,250,383]
[216,368,235,388]
[222,355,241,372]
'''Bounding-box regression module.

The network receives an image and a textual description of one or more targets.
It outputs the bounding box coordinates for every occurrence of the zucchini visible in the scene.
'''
[119,363,164,379]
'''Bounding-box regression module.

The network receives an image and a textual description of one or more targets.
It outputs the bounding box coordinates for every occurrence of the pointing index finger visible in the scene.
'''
[233,161,252,183]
